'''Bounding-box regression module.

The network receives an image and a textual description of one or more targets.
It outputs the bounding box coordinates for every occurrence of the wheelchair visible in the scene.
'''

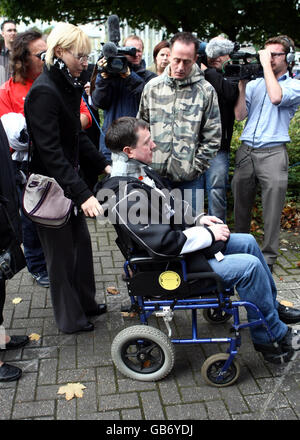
[110,230,277,388]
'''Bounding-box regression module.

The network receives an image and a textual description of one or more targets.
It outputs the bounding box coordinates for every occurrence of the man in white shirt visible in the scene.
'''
[232,35,300,271]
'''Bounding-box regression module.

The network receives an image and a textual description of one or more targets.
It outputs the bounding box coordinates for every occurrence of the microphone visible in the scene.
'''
[102,42,118,58]
[205,38,235,58]
[107,15,120,45]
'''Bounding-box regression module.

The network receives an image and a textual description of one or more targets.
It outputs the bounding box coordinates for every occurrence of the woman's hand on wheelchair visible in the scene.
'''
[81,196,104,217]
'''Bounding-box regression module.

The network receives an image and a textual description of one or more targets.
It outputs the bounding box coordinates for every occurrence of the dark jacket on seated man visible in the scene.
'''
[97,153,224,274]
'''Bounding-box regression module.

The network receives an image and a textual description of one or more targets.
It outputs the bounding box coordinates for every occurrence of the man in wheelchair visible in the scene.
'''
[99,116,300,365]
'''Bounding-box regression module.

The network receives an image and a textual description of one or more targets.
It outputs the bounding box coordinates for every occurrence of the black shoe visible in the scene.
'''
[253,340,296,364]
[80,322,95,332]
[278,303,300,324]
[0,335,29,351]
[87,304,107,317]
[64,322,94,334]
[280,327,300,351]
[267,264,273,273]
[31,271,50,288]
[0,363,22,382]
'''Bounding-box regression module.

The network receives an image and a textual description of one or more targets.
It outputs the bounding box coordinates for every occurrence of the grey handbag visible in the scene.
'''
[23,174,73,228]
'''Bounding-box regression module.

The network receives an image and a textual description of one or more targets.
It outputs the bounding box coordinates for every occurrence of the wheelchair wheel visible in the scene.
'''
[201,353,240,387]
[111,325,175,382]
[202,308,232,324]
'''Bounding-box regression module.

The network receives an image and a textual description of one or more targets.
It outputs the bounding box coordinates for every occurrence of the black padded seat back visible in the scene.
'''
[126,260,219,299]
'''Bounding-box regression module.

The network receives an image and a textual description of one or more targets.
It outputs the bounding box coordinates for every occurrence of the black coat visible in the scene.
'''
[91,60,156,161]
[99,164,218,274]
[0,121,22,246]
[204,68,239,151]
[24,64,109,207]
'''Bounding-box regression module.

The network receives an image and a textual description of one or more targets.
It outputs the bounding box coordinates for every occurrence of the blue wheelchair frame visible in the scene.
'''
[123,256,276,384]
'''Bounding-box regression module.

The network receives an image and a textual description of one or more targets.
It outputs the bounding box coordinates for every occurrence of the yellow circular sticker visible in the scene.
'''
[158,271,181,290]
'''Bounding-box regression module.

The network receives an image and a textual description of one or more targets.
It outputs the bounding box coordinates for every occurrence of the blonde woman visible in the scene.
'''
[24,23,110,333]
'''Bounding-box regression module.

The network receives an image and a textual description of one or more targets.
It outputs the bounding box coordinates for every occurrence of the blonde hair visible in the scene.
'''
[45,22,91,67]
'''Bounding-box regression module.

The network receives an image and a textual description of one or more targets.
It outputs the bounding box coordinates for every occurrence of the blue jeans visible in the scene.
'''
[167,178,204,216]
[199,150,229,223]
[208,233,287,345]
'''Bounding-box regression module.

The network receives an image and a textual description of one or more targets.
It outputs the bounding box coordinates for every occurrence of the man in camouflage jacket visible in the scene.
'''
[138,32,221,213]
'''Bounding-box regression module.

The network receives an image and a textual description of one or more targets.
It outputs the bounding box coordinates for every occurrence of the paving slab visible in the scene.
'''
[1,220,299,423]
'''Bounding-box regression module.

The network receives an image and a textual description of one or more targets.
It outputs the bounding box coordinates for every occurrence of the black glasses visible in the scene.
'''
[270,52,286,58]
[33,51,46,60]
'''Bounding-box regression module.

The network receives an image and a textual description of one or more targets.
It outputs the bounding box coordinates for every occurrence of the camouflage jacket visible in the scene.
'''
[138,63,221,182]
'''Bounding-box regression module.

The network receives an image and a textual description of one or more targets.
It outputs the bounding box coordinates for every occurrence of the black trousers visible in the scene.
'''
[37,211,98,333]
[0,279,5,326]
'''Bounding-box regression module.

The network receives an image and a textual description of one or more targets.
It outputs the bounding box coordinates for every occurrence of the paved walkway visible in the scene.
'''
[1,220,300,421]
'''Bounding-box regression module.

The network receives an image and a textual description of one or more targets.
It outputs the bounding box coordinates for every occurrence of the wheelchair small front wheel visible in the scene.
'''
[201,353,240,387]
[202,308,232,324]
[111,325,175,382]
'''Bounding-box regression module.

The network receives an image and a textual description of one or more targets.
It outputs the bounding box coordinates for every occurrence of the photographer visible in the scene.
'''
[232,35,300,272]
[200,37,239,222]
[91,35,156,162]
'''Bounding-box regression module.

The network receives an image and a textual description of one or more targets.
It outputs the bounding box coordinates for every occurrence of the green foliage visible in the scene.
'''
[287,109,300,199]
[1,0,299,45]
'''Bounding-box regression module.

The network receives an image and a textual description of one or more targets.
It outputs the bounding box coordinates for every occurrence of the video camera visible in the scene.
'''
[224,43,263,81]
[98,15,136,75]
[197,41,208,67]
[197,40,263,81]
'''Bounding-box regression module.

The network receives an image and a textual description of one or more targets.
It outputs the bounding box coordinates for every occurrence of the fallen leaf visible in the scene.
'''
[12,297,22,304]
[297,262,300,268]
[57,383,86,401]
[106,286,120,295]
[281,239,289,245]
[29,333,41,341]
[121,311,138,318]
[280,300,294,307]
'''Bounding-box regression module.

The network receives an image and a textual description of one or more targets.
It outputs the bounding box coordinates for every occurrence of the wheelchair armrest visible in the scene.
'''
[186,272,224,293]
[129,255,184,265]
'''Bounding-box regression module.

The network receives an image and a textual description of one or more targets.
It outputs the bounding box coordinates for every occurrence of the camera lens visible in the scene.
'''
[110,57,124,73]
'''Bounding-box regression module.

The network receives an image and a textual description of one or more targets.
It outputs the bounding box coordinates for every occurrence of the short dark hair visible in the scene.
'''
[170,32,199,55]
[265,35,295,54]
[1,20,16,31]
[105,117,149,153]
[10,29,42,81]
[153,40,170,61]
